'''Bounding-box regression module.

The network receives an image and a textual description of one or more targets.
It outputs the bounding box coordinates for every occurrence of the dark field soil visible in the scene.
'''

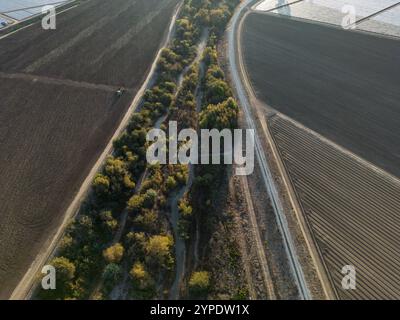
[242,12,400,178]
[0,0,177,88]
[0,0,178,298]
[269,115,400,299]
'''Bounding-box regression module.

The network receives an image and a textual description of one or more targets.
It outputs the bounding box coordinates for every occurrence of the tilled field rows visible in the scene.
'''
[269,115,400,299]
[241,12,400,178]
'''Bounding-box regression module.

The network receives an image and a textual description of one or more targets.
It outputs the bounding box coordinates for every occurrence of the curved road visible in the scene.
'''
[227,0,311,300]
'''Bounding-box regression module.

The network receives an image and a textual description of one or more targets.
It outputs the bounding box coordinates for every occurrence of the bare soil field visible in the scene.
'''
[269,114,400,299]
[0,0,178,298]
[241,12,400,178]
[0,0,178,88]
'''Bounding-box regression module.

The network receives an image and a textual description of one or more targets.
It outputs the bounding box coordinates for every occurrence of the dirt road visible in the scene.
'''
[226,0,311,299]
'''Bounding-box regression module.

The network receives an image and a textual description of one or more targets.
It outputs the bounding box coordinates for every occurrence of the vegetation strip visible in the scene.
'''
[36,0,241,300]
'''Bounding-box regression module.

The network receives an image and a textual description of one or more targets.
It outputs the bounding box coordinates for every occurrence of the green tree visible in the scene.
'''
[134,209,158,233]
[200,97,238,130]
[103,243,124,264]
[143,189,157,208]
[128,194,145,213]
[130,261,154,290]
[205,78,232,105]
[93,174,110,198]
[145,235,174,269]
[102,263,122,291]
[39,257,76,299]
[166,176,178,192]
[189,271,210,295]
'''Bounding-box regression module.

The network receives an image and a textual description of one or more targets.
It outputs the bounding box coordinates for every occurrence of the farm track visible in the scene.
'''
[269,115,400,299]
[228,0,312,299]
[0,72,129,92]
[0,0,180,299]
[240,175,276,299]
[168,33,208,300]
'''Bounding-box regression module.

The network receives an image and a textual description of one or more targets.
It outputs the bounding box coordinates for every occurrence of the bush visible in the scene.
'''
[189,271,210,295]
[102,263,122,291]
[134,209,158,233]
[128,194,145,213]
[39,257,76,299]
[93,174,110,198]
[103,243,124,264]
[166,176,178,192]
[143,189,158,208]
[145,235,174,269]
[130,261,154,290]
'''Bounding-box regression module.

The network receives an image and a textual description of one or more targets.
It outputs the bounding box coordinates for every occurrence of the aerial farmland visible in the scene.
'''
[239,0,400,299]
[0,0,178,299]
[1,0,400,304]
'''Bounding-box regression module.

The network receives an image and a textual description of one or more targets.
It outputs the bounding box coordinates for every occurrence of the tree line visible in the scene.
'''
[37,0,240,300]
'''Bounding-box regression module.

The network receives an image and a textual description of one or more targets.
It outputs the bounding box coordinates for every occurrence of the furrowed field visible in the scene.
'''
[241,12,400,299]
[0,0,178,298]
[242,12,400,178]
[269,115,400,299]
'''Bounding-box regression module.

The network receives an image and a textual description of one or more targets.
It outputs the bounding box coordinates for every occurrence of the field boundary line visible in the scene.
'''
[351,1,400,28]
[10,1,183,300]
[253,3,400,41]
[276,112,400,186]
[251,0,304,12]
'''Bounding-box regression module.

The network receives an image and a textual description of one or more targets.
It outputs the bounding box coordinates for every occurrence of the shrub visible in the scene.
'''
[103,243,124,264]
[130,261,154,290]
[128,194,145,213]
[145,235,174,269]
[93,174,110,198]
[143,189,158,208]
[189,271,210,295]
[102,263,122,291]
[166,176,178,192]
[133,209,158,232]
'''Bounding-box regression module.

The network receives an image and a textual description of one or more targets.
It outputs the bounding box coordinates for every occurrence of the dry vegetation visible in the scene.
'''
[31,0,242,300]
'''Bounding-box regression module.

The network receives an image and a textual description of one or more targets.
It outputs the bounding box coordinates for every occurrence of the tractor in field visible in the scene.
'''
[115,88,124,97]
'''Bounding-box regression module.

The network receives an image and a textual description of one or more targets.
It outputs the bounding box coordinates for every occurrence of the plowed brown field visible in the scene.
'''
[269,115,400,299]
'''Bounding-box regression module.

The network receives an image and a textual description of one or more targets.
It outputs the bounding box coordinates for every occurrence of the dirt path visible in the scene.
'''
[100,30,208,300]
[0,72,128,92]
[168,167,194,299]
[168,30,208,299]
[90,172,147,299]
[240,175,276,299]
